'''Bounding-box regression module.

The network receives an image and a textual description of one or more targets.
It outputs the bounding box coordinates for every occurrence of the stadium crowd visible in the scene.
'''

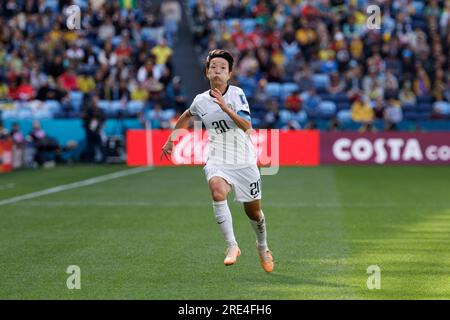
[189,0,450,131]
[0,0,184,118]
[0,0,184,165]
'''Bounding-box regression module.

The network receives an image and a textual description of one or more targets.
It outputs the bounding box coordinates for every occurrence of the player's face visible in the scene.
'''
[207,57,231,84]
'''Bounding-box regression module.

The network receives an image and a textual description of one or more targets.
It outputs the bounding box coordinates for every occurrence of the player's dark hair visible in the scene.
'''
[205,49,234,75]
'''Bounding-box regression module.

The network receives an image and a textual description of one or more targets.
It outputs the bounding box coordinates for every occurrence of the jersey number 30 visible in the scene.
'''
[212,120,230,134]
[250,179,261,198]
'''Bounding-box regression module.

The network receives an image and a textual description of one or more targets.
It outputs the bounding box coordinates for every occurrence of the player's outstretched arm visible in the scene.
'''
[211,88,252,133]
[160,109,192,160]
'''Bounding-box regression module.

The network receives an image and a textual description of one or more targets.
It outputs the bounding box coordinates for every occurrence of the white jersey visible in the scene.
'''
[189,85,257,167]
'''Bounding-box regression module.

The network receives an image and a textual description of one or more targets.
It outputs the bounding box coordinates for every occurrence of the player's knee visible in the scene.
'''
[211,189,227,201]
[245,208,262,220]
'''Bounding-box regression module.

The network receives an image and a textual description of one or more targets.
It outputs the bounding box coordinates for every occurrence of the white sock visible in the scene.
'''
[213,200,237,248]
[249,210,268,251]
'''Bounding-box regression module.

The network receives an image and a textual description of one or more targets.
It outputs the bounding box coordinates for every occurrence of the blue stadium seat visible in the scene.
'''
[226,19,240,32]
[312,74,330,90]
[417,95,434,103]
[404,111,421,120]
[412,1,425,12]
[333,93,350,103]
[241,19,257,33]
[337,110,352,123]
[110,101,125,116]
[279,109,292,124]
[417,102,433,112]
[266,82,281,98]
[18,108,33,119]
[293,110,308,124]
[434,101,450,115]
[44,100,61,115]
[402,104,416,112]
[45,0,59,12]
[318,101,336,117]
[281,82,299,100]
[127,101,145,114]
[75,0,88,9]
[337,102,351,111]
[98,100,110,112]
[69,91,84,111]
[112,36,122,48]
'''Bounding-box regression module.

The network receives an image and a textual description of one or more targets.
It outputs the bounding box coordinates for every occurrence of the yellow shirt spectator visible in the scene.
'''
[351,99,374,123]
[151,44,173,65]
[131,87,149,101]
[0,83,9,99]
[78,75,96,93]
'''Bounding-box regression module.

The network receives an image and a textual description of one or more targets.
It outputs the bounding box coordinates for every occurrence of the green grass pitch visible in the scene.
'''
[0,165,449,299]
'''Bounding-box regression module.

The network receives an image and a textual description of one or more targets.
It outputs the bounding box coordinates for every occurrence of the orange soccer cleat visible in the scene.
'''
[224,245,241,266]
[257,242,274,273]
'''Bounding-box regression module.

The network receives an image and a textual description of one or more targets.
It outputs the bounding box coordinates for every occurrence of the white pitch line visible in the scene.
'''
[0,167,152,206]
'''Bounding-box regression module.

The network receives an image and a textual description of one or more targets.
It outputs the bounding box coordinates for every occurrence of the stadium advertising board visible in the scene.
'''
[126,129,320,166]
[320,132,450,165]
[127,130,450,166]
[0,140,13,173]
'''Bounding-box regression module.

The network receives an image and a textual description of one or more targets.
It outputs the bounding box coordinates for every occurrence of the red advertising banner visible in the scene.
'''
[0,140,13,173]
[126,129,320,166]
[320,132,450,164]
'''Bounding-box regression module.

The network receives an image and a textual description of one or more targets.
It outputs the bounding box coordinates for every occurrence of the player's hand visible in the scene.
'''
[211,88,228,112]
[160,140,173,161]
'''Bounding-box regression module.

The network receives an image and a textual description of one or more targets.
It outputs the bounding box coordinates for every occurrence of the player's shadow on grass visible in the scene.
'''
[243,273,357,289]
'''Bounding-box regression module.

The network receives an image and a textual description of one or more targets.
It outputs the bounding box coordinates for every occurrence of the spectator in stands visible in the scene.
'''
[384,98,403,131]
[251,78,269,109]
[143,102,170,129]
[59,68,79,91]
[303,87,321,117]
[10,77,35,101]
[373,97,386,121]
[98,41,118,67]
[161,0,182,46]
[432,68,447,101]
[383,69,400,98]
[165,76,187,113]
[285,90,302,113]
[131,82,149,102]
[399,81,417,106]
[81,96,106,163]
[78,72,96,95]
[263,99,281,129]
[351,94,374,132]
[0,78,9,100]
[151,38,173,66]
[28,120,60,166]
[10,122,24,168]
[328,72,345,95]
[413,67,431,97]
[43,55,65,79]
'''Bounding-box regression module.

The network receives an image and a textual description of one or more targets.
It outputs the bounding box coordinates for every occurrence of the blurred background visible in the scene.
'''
[0,0,449,169]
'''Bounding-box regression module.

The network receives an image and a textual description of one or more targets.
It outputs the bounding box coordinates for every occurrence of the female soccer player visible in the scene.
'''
[161,50,273,272]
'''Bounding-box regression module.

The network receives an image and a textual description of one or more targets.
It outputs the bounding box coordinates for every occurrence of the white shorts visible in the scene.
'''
[204,164,262,203]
